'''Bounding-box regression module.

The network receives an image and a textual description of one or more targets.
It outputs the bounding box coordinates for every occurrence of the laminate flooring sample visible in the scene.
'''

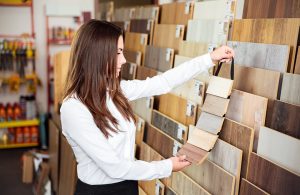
[124,50,141,65]
[247,152,300,195]
[266,99,300,139]
[111,21,130,32]
[202,94,230,117]
[113,7,134,21]
[160,1,194,25]
[294,46,300,74]
[130,97,153,123]
[177,143,208,164]
[227,41,289,72]
[196,112,225,134]
[139,179,164,195]
[187,125,218,151]
[240,178,270,195]
[179,41,210,58]
[130,19,154,44]
[121,62,137,80]
[144,45,174,72]
[153,24,185,52]
[258,126,300,175]
[280,73,300,106]
[138,186,147,195]
[134,114,145,150]
[219,118,254,178]
[226,89,268,151]
[206,76,233,98]
[136,66,160,80]
[124,32,148,62]
[133,6,159,22]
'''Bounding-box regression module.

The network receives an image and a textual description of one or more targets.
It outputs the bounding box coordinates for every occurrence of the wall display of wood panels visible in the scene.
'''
[231,18,300,72]
[130,97,153,123]
[280,73,300,106]
[220,118,254,178]
[177,143,208,164]
[266,99,300,139]
[294,46,300,73]
[227,41,290,72]
[152,24,185,52]
[226,89,268,151]
[124,50,142,65]
[240,178,270,195]
[179,41,211,58]
[136,66,160,80]
[151,110,188,144]
[247,152,300,195]
[144,45,174,72]
[257,126,300,175]
[121,62,137,80]
[160,1,194,25]
[113,7,134,21]
[202,94,230,117]
[243,0,300,19]
[187,125,218,151]
[124,32,148,63]
[157,93,197,126]
[111,21,130,32]
[133,6,159,22]
[206,76,233,98]
[130,19,154,44]
[186,19,229,45]
[196,112,224,135]
[183,159,235,195]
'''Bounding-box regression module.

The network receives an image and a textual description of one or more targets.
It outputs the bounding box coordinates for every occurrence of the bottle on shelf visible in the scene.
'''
[6,103,14,121]
[15,127,23,144]
[23,126,31,143]
[30,126,38,144]
[0,103,6,122]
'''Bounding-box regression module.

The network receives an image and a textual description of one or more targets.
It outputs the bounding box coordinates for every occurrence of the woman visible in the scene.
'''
[60,20,234,195]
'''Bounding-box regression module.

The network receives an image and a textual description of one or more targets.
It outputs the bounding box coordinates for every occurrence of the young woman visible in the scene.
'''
[60,20,234,195]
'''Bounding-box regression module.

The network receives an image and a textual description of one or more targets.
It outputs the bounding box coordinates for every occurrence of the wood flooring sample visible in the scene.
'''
[111,21,130,32]
[202,94,230,117]
[124,32,148,62]
[136,66,160,80]
[144,45,174,72]
[124,50,141,65]
[187,125,218,151]
[280,73,300,106]
[257,126,300,175]
[177,143,208,164]
[130,19,154,44]
[240,178,270,195]
[130,97,153,123]
[138,186,147,195]
[179,41,210,58]
[193,1,235,20]
[121,62,137,80]
[134,114,145,150]
[133,6,159,22]
[196,112,224,135]
[160,1,194,25]
[247,152,300,195]
[206,76,233,98]
[113,7,134,21]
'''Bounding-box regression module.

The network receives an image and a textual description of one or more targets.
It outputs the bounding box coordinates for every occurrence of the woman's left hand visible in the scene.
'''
[210,45,235,64]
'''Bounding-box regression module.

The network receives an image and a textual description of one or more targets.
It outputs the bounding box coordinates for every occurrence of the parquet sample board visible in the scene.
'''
[280,73,300,106]
[113,7,134,21]
[220,118,254,178]
[111,21,130,32]
[247,152,300,195]
[121,62,137,80]
[243,0,300,19]
[152,24,185,52]
[160,1,194,25]
[240,178,270,195]
[130,19,154,44]
[151,110,188,144]
[179,41,210,58]
[231,18,300,72]
[258,126,300,175]
[124,32,148,62]
[158,93,197,126]
[177,143,208,164]
[183,159,235,195]
[196,112,224,134]
[226,89,268,151]
[206,76,233,98]
[171,78,205,106]
[294,46,300,73]
[227,41,290,72]
[173,55,192,67]
[186,19,229,45]
[202,94,230,117]
[130,97,153,123]
[144,45,174,72]
[136,66,160,80]
[208,139,242,195]
[124,50,142,65]
[135,114,145,150]
[187,125,218,151]
[133,6,159,22]
[266,99,300,139]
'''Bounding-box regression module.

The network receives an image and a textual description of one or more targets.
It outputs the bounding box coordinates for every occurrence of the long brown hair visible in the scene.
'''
[63,20,135,138]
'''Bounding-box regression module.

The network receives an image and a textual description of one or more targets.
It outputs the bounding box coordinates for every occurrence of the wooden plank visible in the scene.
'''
[152,24,185,52]
[130,19,154,41]
[121,62,137,80]
[160,1,194,25]
[196,112,224,135]
[227,41,290,72]
[124,49,142,65]
[294,46,300,73]
[124,32,148,63]
[133,6,159,22]
[183,159,235,195]
[240,178,270,195]
[179,41,211,58]
[226,89,268,151]
[177,143,208,164]
[202,94,230,117]
[151,110,188,144]
[138,186,147,195]
[135,114,145,153]
[130,97,153,123]
[280,73,300,106]
[136,66,160,80]
[144,45,174,72]
[220,118,254,178]
[206,76,233,98]
[208,139,243,195]
[266,99,300,139]
[111,21,130,32]
[187,125,218,151]
[186,19,229,45]
[113,7,134,21]
[247,152,300,195]
[157,93,197,126]
[231,18,300,72]
[139,179,164,195]
[258,126,300,175]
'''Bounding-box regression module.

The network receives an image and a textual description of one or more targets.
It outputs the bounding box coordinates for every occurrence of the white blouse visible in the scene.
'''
[60,53,214,185]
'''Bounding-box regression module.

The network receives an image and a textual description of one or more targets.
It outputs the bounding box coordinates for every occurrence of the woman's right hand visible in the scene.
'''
[169,155,191,172]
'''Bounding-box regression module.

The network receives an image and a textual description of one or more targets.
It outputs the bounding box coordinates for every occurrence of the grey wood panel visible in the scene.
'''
[144,45,174,72]
[196,112,224,135]
[280,73,300,106]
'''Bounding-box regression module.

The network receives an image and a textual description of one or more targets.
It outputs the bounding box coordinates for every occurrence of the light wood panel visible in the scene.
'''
[133,6,159,22]
[121,62,137,80]
[206,76,233,98]
[240,178,270,195]
[160,1,194,25]
[130,97,153,123]
[124,32,148,63]
[226,89,268,151]
[136,66,160,80]
[130,19,154,44]
[152,24,185,52]
[202,94,230,117]
[124,50,142,65]
[139,179,164,195]
[196,112,224,135]
[139,186,147,195]
[258,126,300,175]
[227,41,289,72]
[294,46,300,73]
[187,125,218,151]
[220,118,254,178]
[179,41,211,58]
[173,55,192,67]
[247,152,300,195]
[231,18,300,72]
[280,73,300,106]
[113,7,134,21]
[177,143,208,164]
[158,93,197,126]
[144,45,174,72]
[151,110,188,144]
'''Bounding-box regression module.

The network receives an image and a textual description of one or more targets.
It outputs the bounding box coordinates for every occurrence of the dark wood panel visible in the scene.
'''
[294,46,300,74]
[136,66,159,80]
[266,99,300,139]
[240,178,270,195]
[144,45,174,72]
[177,143,208,164]
[130,19,154,44]
[124,50,141,65]
[111,21,130,32]
[247,152,300,195]
[121,62,137,80]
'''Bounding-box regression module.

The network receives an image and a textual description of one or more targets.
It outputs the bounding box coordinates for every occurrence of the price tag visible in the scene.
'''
[137,119,143,131]
[172,141,181,156]
[226,0,234,13]
[140,35,146,45]
[225,13,234,21]
[193,80,202,96]
[146,97,152,108]
[152,8,157,18]
[155,181,163,195]
[124,21,130,31]
[186,101,195,116]
[185,2,191,14]
[165,48,172,62]
[147,20,151,31]
[175,25,183,38]
[177,125,185,140]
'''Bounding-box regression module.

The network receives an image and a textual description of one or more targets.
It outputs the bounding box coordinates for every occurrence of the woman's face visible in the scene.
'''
[116,36,126,77]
